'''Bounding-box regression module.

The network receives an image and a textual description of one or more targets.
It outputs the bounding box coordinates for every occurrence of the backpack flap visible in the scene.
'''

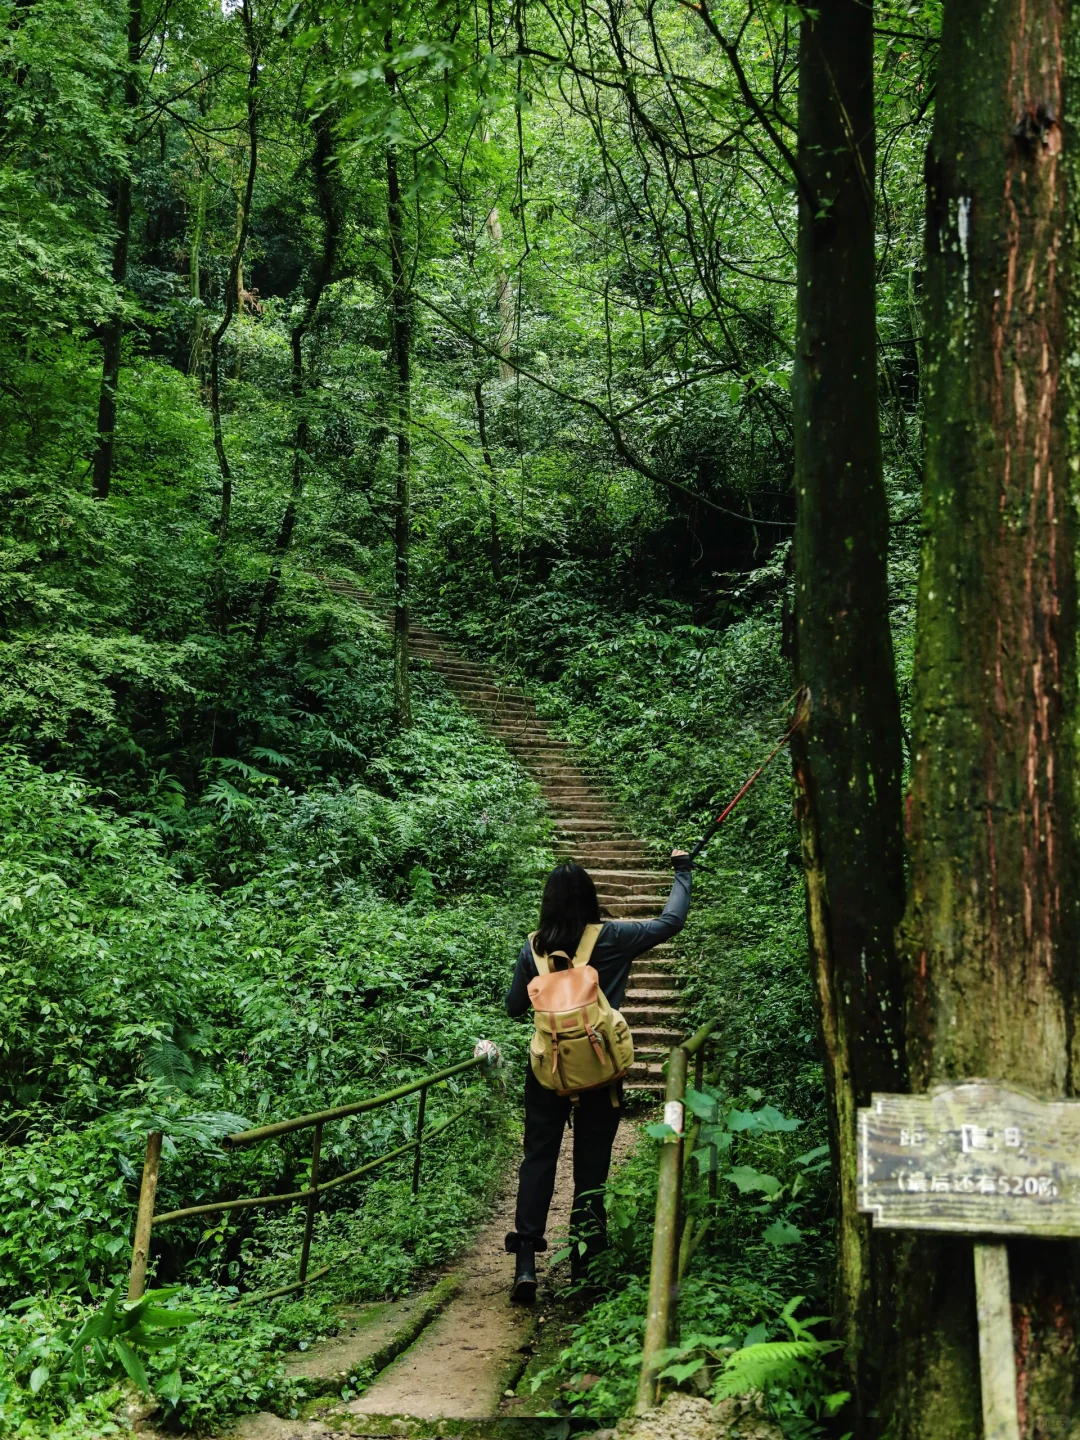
[526,924,633,1096]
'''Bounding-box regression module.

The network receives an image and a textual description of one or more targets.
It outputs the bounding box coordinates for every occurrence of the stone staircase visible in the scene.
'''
[326,583,683,1091]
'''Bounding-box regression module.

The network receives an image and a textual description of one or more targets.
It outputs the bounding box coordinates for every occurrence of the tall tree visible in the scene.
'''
[386,78,412,728]
[888,1,1080,1431]
[210,0,259,551]
[91,0,142,500]
[253,101,341,646]
[788,0,907,1416]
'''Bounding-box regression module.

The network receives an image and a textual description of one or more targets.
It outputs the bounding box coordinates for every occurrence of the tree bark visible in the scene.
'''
[187,163,207,376]
[484,202,515,380]
[252,105,339,648]
[91,0,142,500]
[386,75,411,729]
[887,2,1080,1432]
[210,0,258,549]
[789,0,907,1417]
[474,375,502,581]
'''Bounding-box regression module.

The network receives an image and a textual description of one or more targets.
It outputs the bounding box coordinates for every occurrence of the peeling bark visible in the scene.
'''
[889,0,1080,1430]
[790,0,907,1420]
[91,0,142,500]
[252,106,339,648]
[210,0,258,551]
[474,375,502,582]
[386,52,411,730]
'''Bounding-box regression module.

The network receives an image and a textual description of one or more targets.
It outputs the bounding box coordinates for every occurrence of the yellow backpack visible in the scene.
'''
[527,923,635,1097]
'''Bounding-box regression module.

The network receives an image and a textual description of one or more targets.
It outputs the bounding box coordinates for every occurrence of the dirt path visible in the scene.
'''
[345,1141,573,1420]
[221,595,673,1435]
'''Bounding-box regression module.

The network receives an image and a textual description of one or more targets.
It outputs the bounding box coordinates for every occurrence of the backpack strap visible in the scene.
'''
[571,923,603,969]
[528,932,550,975]
[529,922,603,975]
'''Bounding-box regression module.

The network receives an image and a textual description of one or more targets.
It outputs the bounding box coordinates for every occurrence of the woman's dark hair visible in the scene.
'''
[534,861,601,958]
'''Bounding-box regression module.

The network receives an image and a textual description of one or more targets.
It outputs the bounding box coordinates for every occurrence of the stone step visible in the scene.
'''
[629,1027,683,1048]
[602,899,671,918]
[623,1003,681,1025]
[553,818,632,830]
[587,869,670,883]
[628,972,684,991]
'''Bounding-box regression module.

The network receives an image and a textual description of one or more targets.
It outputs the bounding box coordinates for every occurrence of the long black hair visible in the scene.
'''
[534,861,601,959]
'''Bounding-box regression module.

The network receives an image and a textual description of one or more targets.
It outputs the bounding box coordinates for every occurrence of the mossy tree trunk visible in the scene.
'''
[386,83,412,730]
[252,104,339,648]
[789,0,907,1418]
[886,1,1080,1432]
[91,0,142,500]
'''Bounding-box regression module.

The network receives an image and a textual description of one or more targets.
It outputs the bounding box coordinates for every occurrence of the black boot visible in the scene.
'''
[506,1232,541,1304]
[512,1242,538,1304]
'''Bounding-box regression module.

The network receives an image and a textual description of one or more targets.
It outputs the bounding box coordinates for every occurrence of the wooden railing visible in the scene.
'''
[127,1052,496,1303]
[635,1018,719,1413]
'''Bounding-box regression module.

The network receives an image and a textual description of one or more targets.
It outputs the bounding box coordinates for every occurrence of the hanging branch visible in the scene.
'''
[678,0,818,213]
[418,293,793,528]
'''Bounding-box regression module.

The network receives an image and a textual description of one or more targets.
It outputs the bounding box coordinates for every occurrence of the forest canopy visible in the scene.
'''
[4,0,1077,1434]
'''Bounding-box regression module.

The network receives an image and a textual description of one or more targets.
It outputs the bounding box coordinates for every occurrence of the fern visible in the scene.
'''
[713,1338,841,1400]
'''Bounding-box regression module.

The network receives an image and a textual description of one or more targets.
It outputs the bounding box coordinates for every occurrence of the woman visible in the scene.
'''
[503,849,692,1302]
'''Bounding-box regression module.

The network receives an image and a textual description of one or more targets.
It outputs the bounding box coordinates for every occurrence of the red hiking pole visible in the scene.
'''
[688,691,806,863]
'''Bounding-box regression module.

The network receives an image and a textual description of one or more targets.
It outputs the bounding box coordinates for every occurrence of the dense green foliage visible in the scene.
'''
[0,0,934,1432]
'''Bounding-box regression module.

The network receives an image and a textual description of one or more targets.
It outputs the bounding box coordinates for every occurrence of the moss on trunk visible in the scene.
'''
[890,0,1080,1430]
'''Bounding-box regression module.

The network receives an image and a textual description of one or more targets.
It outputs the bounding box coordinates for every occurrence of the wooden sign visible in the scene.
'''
[857,1081,1080,1238]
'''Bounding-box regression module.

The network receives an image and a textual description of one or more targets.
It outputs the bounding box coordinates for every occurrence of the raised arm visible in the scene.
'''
[601,853,692,962]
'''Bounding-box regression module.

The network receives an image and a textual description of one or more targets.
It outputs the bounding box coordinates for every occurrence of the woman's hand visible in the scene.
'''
[671,848,692,870]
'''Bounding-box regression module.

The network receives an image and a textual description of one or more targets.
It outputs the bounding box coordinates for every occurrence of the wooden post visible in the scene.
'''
[634,1045,687,1414]
[411,1085,427,1196]
[298,1121,322,1285]
[973,1243,1020,1440]
[128,1131,163,1302]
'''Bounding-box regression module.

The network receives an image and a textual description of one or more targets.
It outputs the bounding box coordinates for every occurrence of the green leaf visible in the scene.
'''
[659,1357,705,1384]
[697,1123,733,1152]
[28,1365,49,1395]
[762,1219,802,1246]
[683,1087,717,1120]
[796,1144,831,1165]
[750,1104,801,1132]
[157,1368,183,1406]
[112,1338,150,1394]
[138,1305,198,1329]
[645,1121,676,1140]
[724,1165,781,1196]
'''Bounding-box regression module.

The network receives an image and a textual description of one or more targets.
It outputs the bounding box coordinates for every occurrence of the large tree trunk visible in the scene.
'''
[210,0,258,550]
[253,105,339,648]
[386,117,412,729]
[789,0,907,1418]
[91,0,142,500]
[484,201,515,381]
[887,2,1080,1432]
[474,375,502,582]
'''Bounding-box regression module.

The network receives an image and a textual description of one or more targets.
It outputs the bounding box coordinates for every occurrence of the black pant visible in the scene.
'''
[514,1065,622,1262]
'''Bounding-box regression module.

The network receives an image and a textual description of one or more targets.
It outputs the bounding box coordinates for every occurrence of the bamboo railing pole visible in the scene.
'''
[411,1085,428,1196]
[298,1121,323,1284]
[128,1131,163,1302]
[635,1046,688,1414]
[224,1055,484,1147]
